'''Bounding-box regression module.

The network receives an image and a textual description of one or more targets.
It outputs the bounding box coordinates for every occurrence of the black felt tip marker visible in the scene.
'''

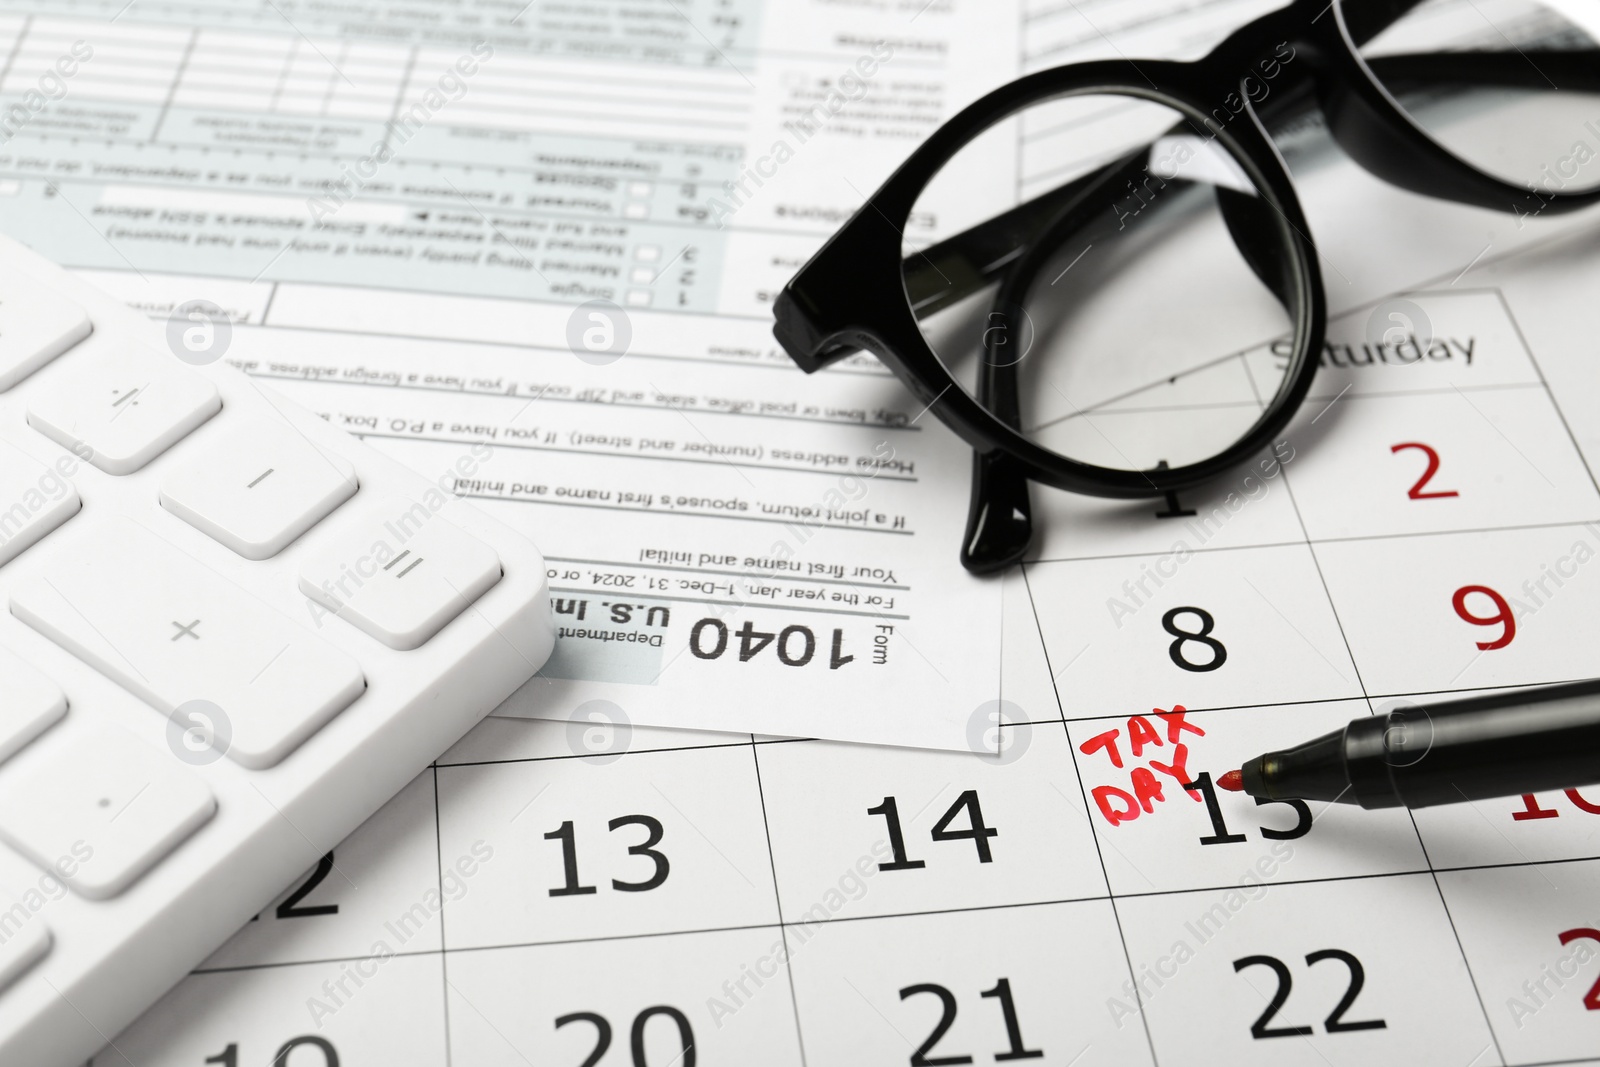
[1217,679,1600,809]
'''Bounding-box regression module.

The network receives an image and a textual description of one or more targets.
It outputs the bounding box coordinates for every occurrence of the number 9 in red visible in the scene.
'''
[1452,585,1516,650]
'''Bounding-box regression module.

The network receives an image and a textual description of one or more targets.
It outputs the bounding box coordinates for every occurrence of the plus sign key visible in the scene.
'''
[10,518,365,768]
[299,495,502,651]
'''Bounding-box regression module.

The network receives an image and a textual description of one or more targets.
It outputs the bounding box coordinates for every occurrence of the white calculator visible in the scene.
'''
[0,234,555,1065]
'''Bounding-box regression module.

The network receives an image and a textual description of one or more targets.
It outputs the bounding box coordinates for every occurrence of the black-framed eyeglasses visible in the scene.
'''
[773,0,1600,574]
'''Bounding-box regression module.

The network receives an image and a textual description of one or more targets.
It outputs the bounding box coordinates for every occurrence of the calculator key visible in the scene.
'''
[0,274,90,392]
[160,416,358,560]
[299,496,501,650]
[0,646,65,765]
[0,438,79,567]
[26,345,221,475]
[0,731,215,899]
[10,518,365,769]
[0,887,50,991]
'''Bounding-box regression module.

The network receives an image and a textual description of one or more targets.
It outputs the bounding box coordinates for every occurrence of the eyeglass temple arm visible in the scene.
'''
[1368,50,1600,92]
[956,153,1154,572]
[902,158,1137,320]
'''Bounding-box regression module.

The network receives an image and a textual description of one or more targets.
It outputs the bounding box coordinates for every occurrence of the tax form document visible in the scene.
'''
[0,0,1021,752]
[9,0,1600,1065]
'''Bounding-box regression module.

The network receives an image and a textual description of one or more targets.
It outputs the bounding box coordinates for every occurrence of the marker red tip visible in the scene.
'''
[1217,769,1244,792]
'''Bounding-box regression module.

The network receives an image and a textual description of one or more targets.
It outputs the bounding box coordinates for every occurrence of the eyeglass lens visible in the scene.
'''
[902,94,1300,474]
[1355,0,1600,197]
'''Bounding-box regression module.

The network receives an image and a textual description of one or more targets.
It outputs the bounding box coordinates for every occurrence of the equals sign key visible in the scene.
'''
[298,495,504,650]
[383,549,424,579]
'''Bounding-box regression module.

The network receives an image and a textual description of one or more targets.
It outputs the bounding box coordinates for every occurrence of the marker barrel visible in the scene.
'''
[1243,679,1600,808]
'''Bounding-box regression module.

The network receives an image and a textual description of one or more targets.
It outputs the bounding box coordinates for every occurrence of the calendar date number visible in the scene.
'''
[206,1037,338,1067]
[1234,949,1386,1038]
[901,977,1041,1065]
[546,816,669,897]
[869,790,997,871]
[557,1005,695,1067]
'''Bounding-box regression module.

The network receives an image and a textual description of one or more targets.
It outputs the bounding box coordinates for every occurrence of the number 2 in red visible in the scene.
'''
[1557,928,1600,1010]
[1391,442,1459,499]
[1452,585,1516,650]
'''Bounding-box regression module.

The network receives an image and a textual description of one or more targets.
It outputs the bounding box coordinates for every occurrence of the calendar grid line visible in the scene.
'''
[448,668,1600,772]
[1026,515,1600,567]
[1052,726,1166,1067]
[1045,678,1600,722]
[1406,819,1512,1066]
[1493,288,1600,500]
[748,737,812,1067]
[1239,328,1266,409]
[1015,570,1064,685]
[190,848,1600,981]
[1096,854,1600,898]
[887,383,1555,429]
[1503,1056,1600,1067]
[430,764,455,1067]
[1382,704,1515,1067]
[437,740,762,769]
[1020,563,1166,1067]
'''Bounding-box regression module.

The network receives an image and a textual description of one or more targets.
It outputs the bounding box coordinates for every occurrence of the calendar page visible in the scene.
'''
[91,231,1600,1066]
